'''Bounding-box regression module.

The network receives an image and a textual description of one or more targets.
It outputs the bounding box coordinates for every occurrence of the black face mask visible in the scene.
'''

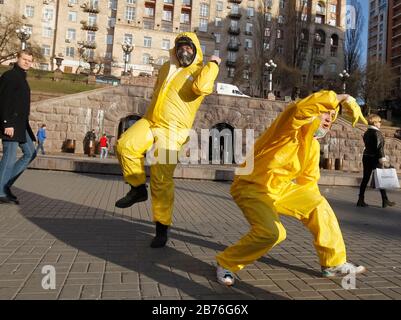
[176,47,195,67]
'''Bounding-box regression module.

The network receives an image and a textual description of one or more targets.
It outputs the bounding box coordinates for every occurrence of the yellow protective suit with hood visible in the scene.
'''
[216,90,362,272]
[116,32,219,226]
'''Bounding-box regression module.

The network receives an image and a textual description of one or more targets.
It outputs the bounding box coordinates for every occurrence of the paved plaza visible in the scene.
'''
[0,169,400,300]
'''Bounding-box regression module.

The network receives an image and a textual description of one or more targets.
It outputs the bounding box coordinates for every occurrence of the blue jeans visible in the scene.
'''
[0,131,36,197]
[100,147,108,159]
[36,140,45,155]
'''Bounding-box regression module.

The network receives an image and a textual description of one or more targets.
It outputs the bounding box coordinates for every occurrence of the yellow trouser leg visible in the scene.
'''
[116,118,154,187]
[150,149,178,226]
[300,198,347,267]
[216,190,287,273]
[275,183,347,268]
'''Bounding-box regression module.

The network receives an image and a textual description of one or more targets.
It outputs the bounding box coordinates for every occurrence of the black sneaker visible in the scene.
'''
[115,184,148,208]
[383,199,396,208]
[150,222,169,248]
[4,187,17,201]
[0,196,16,204]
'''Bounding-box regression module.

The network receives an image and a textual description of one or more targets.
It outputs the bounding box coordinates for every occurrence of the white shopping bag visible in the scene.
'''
[373,168,400,189]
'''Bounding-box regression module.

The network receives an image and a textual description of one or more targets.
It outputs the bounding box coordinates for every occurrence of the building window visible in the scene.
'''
[25,5,34,17]
[108,17,116,28]
[124,33,133,44]
[144,36,152,47]
[280,0,285,9]
[125,7,136,21]
[43,8,54,21]
[277,29,283,39]
[264,42,270,50]
[265,12,272,22]
[243,69,250,80]
[65,47,75,57]
[41,45,51,56]
[245,38,252,49]
[127,0,136,4]
[182,0,191,5]
[228,67,235,78]
[247,7,254,17]
[106,35,113,45]
[68,11,77,22]
[330,4,337,13]
[244,55,250,64]
[214,33,221,43]
[143,53,150,64]
[228,51,236,61]
[316,3,325,14]
[315,16,323,24]
[277,45,284,54]
[329,63,337,73]
[214,49,220,57]
[145,7,154,17]
[87,31,96,42]
[215,17,222,27]
[69,0,78,4]
[265,27,271,37]
[199,18,208,32]
[181,12,190,23]
[200,4,209,17]
[301,13,308,21]
[278,15,284,24]
[246,23,253,34]
[43,27,53,38]
[66,28,76,40]
[162,39,170,50]
[88,14,97,26]
[39,63,49,71]
[163,9,173,21]
[108,0,117,10]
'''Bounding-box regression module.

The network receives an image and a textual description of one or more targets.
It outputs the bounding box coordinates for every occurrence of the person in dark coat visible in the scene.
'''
[357,114,396,208]
[0,49,36,204]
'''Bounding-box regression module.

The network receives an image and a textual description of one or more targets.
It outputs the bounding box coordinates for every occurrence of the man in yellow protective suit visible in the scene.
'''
[115,32,220,248]
[215,91,368,286]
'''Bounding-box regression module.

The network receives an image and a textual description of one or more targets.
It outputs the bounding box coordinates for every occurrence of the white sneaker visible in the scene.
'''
[322,262,367,278]
[216,265,235,286]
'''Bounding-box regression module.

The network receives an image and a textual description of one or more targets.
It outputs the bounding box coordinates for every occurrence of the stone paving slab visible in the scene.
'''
[0,170,400,300]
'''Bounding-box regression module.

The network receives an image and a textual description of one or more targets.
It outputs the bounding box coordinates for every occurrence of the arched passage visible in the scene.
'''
[117,114,142,139]
[209,123,235,165]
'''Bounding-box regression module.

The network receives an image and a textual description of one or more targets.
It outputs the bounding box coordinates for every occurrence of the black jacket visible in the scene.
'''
[363,127,385,161]
[0,64,35,143]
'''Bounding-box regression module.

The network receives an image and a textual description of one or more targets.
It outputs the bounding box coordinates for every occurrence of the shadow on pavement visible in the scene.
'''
[15,189,294,300]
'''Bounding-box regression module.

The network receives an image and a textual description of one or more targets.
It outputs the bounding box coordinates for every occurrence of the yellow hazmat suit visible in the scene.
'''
[116,32,219,226]
[216,90,366,272]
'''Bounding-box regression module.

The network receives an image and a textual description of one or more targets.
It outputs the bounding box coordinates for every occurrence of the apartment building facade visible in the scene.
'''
[368,0,388,64]
[0,0,346,96]
[387,0,401,96]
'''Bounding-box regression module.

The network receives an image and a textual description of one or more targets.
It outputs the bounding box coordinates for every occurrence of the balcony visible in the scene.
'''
[228,27,240,35]
[244,30,252,36]
[228,12,242,19]
[228,0,242,3]
[81,2,100,14]
[226,60,236,67]
[227,42,239,51]
[79,41,97,49]
[81,21,99,31]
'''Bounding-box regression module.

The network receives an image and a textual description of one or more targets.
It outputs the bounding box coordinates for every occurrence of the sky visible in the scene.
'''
[354,0,369,65]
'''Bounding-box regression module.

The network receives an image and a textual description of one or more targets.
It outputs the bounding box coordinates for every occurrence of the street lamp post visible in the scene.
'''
[338,69,350,114]
[121,42,134,76]
[16,26,31,50]
[265,59,277,100]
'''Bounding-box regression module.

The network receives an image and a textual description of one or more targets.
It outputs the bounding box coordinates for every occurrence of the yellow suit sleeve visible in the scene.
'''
[192,62,219,96]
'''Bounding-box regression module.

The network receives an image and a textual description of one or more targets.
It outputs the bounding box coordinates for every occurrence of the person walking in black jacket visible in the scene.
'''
[357,114,396,208]
[0,49,36,204]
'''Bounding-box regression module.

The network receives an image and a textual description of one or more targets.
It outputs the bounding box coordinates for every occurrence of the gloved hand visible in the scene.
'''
[341,96,368,127]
